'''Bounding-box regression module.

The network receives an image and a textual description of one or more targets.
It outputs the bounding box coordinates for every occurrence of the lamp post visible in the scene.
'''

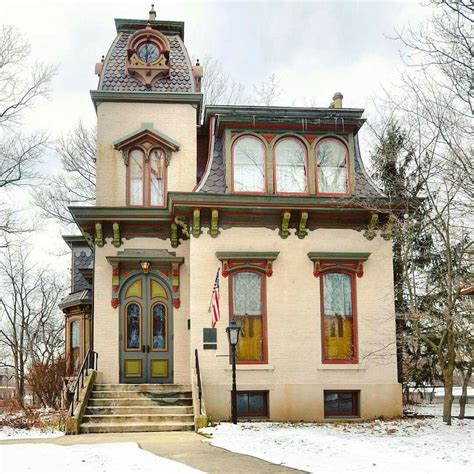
[226,319,241,424]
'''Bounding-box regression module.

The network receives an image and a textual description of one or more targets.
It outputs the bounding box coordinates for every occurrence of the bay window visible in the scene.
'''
[232,136,266,192]
[316,138,349,194]
[321,272,356,362]
[275,138,308,193]
[230,271,266,362]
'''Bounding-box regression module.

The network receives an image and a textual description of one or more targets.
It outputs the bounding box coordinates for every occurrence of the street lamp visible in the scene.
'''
[226,319,241,424]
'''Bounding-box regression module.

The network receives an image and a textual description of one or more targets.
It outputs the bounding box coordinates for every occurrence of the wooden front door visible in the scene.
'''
[120,274,173,383]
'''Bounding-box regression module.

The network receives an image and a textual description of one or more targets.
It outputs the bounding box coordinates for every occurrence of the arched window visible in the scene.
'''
[149,148,166,206]
[321,272,356,362]
[274,138,308,193]
[232,136,266,192]
[129,149,145,205]
[316,138,349,195]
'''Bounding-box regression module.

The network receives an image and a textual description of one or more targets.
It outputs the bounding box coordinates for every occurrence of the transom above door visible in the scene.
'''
[120,274,173,383]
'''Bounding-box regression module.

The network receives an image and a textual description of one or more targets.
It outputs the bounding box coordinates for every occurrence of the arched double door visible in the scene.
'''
[119,273,173,383]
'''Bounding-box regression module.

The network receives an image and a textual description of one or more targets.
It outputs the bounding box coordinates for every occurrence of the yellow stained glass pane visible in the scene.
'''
[324,318,353,360]
[124,359,142,377]
[151,280,167,299]
[235,315,263,361]
[150,360,168,377]
[125,280,142,298]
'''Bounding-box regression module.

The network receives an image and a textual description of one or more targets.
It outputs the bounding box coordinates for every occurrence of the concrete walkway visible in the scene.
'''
[0,431,305,473]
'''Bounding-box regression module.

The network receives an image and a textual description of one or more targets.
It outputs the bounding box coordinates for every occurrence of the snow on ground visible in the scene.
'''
[201,415,473,473]
[0,426,64,440]
[0,442,203,473]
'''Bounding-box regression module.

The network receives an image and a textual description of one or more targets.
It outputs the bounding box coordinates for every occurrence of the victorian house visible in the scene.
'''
[61,7,404,433]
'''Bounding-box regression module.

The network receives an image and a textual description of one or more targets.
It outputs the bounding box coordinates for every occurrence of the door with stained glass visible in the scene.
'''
[120,274,173,383]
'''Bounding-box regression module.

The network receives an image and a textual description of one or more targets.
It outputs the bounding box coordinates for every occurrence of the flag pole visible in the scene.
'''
[208,267,220,313]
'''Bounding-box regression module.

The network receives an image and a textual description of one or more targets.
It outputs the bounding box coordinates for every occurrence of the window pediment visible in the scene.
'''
[307,252,370,278]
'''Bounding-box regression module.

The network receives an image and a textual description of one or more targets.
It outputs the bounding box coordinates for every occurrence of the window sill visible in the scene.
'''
[225,364,275,372]
[316,364,365,371]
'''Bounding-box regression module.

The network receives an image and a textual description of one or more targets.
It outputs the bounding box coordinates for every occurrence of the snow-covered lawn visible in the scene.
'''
[201,416,473,473]
[0,442,203,473]
[0,426,64,440]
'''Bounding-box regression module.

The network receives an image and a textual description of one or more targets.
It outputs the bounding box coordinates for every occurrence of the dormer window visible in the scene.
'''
[232,135,266,193]
[129,149,145,205]
[274,138,308,194]
[316,138,349,195]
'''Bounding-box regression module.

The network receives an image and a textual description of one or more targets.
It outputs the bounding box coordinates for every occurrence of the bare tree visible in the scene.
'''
[253,73,282,106]
[0,243,64,405]
[34,122,96,226]
[0,25,55,237]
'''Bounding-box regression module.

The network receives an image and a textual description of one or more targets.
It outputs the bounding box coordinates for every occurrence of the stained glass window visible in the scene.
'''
[152,303,167,350]
[233,136,265,192]
[126,303,141,350]
[232,272,264,361]
[322,273,354,361]
[316,139,348,194]
[275,139,307,193]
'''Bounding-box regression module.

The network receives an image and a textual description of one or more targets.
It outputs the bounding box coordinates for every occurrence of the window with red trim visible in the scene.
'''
[321,271,357,362]
[274,138,308,193]
[127,147,166,207]
[324,390,359,417]
[237,391,269,418]
[316,138,349,194]
[232,136,266,193]
[229,270,267,362]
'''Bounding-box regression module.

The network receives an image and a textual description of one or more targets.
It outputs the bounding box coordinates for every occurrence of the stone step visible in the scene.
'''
[79,421,195,434]
[82,414,194,424]
[88,397,193,407]
[90,390,192,399]
[85,405,193,415]
[93,384,191,392]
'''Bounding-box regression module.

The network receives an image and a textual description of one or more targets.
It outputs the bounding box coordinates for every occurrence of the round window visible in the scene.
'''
[137,42,160,63]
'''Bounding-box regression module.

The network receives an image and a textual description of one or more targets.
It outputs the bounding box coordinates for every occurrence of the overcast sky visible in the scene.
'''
[1,0,429,271]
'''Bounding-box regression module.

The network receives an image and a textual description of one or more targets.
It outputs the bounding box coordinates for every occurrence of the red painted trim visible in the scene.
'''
[193,115,215,192]
[231,134,268,195]
[319,270,358,364]
[324,390,360,417]
[147,147,167,208]
[126,148,146,206]
[315,137,351,197]
[124,300,143,352]
[272,136,310,195]
[228,269,268,364]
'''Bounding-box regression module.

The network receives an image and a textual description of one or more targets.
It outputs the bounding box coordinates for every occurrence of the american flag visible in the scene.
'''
[210,268,220,328]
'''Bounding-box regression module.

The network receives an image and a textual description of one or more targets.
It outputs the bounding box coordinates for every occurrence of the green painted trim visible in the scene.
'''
[112,123,181,151]
[307,252,371,261]
[90,91,203,117]
[298,211,308,239]
[95,223,104,247]
[114,18,185,38]
[192,209,201,238]
[216,251,279,260]
[279,211,291,239]
[62,235,88,247]
[210,209,219,237]
[106,249,184,265]
[112,222,121,248]
[170,223,178,248]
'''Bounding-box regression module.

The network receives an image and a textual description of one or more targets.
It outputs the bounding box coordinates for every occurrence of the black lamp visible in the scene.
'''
[226,319,241,424]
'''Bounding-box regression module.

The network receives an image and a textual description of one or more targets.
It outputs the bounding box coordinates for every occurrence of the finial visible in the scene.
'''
[149,4,156,21]
[101,55,105,63]
[196,59,200,66]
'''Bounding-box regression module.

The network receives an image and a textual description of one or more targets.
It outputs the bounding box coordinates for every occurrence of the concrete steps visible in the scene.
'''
[79,383,195,433]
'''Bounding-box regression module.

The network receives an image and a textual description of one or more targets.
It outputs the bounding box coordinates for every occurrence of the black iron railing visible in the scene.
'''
[195,348,202,414]
[67,349,98,417]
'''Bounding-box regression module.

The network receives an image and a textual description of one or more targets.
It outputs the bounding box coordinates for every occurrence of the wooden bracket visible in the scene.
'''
[95,223,104,247]
[297,212,308,239]
[192,209,201,238]
[210,209,219,238]
[279,211,291,239]
[363,213,378,240]
[112,222,121,248]
[170,222,178,248]
[174,216,190,238]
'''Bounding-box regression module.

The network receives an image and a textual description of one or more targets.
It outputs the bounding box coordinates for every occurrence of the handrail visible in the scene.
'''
[67,349,98,417]
[195,348,202,414]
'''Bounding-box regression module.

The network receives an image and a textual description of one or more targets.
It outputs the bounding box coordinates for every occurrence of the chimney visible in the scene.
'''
[149,4,156,21]
[193,59,204,92]
[332,92,343,108]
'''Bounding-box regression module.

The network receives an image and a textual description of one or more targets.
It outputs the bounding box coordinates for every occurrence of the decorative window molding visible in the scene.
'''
[307,252,370,278]
[216,252,279,277]
[107,249,184,309]
[125,25,171,88]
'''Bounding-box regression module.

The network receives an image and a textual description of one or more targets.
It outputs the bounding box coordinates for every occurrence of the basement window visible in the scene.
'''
[324,390,360,418]
[236,391,269,418]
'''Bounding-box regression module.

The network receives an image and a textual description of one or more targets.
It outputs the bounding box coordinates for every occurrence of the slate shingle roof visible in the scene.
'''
[72,249,93,293]
[197,135,384,198]
[99,32,194,93]
[59,289,92,310]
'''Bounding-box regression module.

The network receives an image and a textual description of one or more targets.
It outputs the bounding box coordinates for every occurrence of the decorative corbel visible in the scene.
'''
[111,263,120,308]
[174,216,190,238]
[170,222,178,248]
[313,260,322,278]
[121,149,129,166]
[112,222,122,248]
[381,214,397,241]
[210,209,219,238]
[363,213,378,240]
[221,260,229,277]
[297,212,308,239]
[266,261,274,277]
[95,223,104,247]
[192,209,201,238]
[82,229,94,249]
[356,262,364,278]
[279,211,291,239]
